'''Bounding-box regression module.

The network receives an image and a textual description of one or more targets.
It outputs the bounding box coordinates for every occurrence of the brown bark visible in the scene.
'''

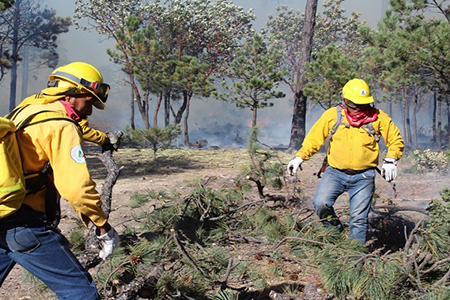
[401,87,411,147]
[413,93,418,150]
[447,97,450,150]
[174,92,188,124]
[437,98,442,149]
[154,92,163,127]
[288,0,318,152]
[183,92,192,147]
[432,92,437,143]
[164,92,170,126]
[130,86,135,130]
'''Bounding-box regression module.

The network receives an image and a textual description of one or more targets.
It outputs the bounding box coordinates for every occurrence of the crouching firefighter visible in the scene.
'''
[0,62,119,299]
[287,78,404,244]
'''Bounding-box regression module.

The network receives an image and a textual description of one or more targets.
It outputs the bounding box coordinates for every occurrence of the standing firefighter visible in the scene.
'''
[287,78,404,243]
[0,62,119,299]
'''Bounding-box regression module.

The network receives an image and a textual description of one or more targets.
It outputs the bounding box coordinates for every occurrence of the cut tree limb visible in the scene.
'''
[84,149,123,259]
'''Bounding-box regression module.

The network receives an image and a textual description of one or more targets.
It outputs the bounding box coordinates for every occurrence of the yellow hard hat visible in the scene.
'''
[49,62,110,110]
[342,78,374,105]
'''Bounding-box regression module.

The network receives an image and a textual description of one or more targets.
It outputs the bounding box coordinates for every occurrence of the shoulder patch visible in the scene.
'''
[70,145,86,164]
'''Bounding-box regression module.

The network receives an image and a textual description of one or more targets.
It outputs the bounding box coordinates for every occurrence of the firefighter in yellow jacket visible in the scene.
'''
[0,62,119,299]
[287,78,404,243]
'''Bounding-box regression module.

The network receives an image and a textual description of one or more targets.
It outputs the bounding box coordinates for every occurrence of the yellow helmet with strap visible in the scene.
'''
[48,62,109,110]
[342,78,374,104]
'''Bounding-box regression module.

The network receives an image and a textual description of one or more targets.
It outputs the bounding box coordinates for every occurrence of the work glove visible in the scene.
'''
[96,226,119,260]
[287,156,303,176]
[381,157,398,182]
[102,131,123,152]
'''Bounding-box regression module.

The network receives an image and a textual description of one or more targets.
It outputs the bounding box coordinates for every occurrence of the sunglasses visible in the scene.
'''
[345,99,369,110]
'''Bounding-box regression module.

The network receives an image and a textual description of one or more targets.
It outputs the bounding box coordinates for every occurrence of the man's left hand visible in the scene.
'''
[96,225,119,260]
[102,131,123,152]
[381,158,397,182]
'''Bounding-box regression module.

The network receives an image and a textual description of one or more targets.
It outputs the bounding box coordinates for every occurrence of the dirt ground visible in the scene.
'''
[1,146,448,300]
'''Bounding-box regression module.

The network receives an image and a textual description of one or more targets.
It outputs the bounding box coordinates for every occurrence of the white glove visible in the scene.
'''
[381,158,398,182]
[96,226,119,260]
[287,156,303,176]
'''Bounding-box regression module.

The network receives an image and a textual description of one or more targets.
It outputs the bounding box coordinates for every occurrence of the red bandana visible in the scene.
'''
[59,100,81,122]
[340,104,378,127]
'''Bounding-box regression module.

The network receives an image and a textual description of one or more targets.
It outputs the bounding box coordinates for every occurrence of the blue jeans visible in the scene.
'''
[313,166,375,243]
[0,226,100,300]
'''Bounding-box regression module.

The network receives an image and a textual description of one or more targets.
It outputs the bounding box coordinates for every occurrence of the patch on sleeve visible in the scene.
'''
[70,145,86,164]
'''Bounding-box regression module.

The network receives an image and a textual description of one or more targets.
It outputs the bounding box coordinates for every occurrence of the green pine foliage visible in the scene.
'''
[123,124,181,161]
[288,187,450,300]
[244,127,285,196]
[318,246,405,299]
[217,33,286,128]
[304,43,359,108]
[155,272,207,300]
[209,289,239,300]
[68,220,87,252]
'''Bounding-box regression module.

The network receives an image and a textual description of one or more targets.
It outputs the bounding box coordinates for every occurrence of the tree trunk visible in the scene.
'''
[437,98,442,149]
[252,104,258,128]
[154,92,163,128]
[432,92,437,144]
[129,74,149,129]
[175,92,188,124]
[401,88,407,147]
[183,91,193,147]
[406,94,412,148]
[21,47,29,100]
[287,0,318,152]
[9,0,20,112]
[130,86,135,130]
[164,92,170,126]
[401,87,411,148]
[447,97,450,150]
[413,93,418,150]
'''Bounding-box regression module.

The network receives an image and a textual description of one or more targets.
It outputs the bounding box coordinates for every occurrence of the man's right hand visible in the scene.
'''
[287,156,303,176]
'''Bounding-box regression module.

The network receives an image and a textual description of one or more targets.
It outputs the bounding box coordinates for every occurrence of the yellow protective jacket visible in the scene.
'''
[296,106,404,170]
[78,119,107,145]
[19,91,107,146]
[11,102,107,227]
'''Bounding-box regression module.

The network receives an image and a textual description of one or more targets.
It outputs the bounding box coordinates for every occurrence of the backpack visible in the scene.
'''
[0,106,78,220]
[316,105,380,178]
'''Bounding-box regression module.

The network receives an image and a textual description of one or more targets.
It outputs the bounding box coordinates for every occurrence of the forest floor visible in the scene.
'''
[1,145,448,300]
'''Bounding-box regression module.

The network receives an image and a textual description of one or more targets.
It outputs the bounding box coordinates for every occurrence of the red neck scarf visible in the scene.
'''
[340,104,378,127]
[59,100,81,122]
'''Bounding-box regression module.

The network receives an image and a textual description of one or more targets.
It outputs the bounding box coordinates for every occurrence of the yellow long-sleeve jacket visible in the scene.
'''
[296,106,404,170]
[11,102,107,227]
[78,119,107,145]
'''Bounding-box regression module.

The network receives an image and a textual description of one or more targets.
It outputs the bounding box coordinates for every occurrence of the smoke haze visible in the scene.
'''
[3,0,435,148]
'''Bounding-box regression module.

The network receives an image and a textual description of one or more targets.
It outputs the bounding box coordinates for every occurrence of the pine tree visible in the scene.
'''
[218,33,285,134]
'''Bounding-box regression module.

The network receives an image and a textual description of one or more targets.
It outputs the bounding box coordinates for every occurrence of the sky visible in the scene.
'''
[1,0,394,147]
